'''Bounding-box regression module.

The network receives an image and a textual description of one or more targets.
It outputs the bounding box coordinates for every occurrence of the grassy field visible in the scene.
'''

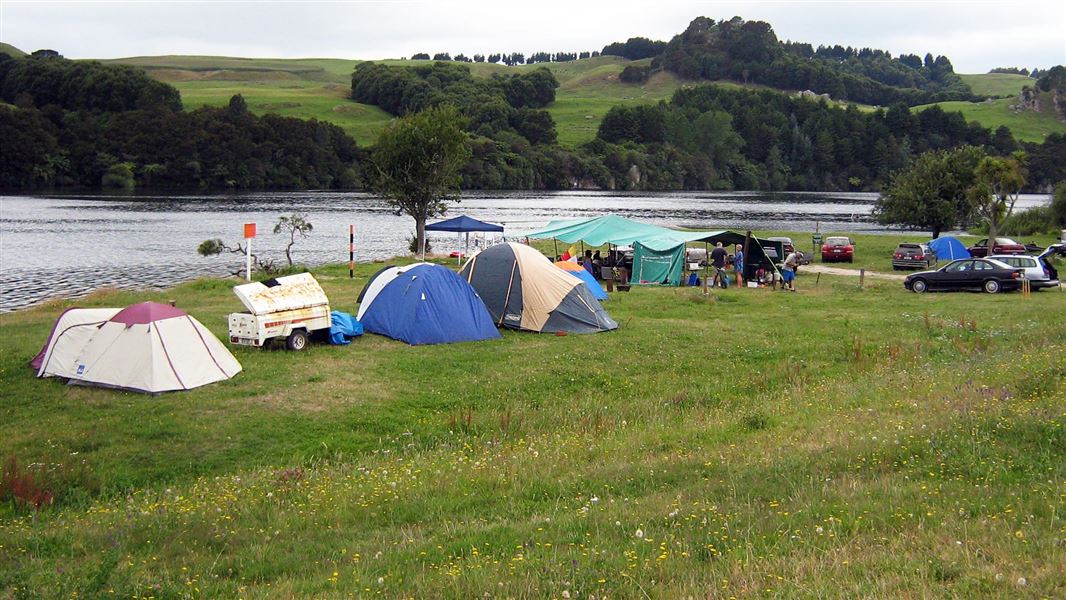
[958,73,1034,98]
[916,92,1066,143]
[0,42,26,58]
[2,231,1065,597]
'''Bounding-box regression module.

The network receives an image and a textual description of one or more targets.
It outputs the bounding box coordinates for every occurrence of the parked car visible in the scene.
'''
[989,253,1059,289]
[892,243,937,270]
[821,236,854,263]
[967,237,1026,257]
[766,236,810,267]
[903,258,1024,294]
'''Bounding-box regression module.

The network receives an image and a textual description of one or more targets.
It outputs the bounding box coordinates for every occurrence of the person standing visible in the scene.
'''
[733,244,745,288]
[782,249,799,291]
[710,242,728,288]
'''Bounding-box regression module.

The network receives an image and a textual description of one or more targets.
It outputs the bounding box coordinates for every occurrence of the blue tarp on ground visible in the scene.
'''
[928,236,971,260]
[359,264,501,345]
[329,311,364,345]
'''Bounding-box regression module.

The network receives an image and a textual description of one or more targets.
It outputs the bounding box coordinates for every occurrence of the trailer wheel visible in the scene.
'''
[286,330,308,351]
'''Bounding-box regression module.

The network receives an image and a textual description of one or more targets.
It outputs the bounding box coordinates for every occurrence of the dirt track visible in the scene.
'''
[801,264,907,281]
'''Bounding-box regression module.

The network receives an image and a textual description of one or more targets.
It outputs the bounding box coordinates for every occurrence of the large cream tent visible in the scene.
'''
[459,242,617,333]
[34,302,242,393]
[30,308,121,375]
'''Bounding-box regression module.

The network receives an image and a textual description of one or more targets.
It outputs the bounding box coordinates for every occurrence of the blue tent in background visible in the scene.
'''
[928,236,970,260]
[555,261,609,301]
[359,264,501,345]
[426,215,505,265]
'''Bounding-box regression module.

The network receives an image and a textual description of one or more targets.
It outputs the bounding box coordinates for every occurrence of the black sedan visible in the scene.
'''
[903,258,1024,294]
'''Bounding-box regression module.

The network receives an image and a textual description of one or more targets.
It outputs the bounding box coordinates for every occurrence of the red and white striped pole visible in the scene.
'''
[348,224,355,279]
[243,222,256,281]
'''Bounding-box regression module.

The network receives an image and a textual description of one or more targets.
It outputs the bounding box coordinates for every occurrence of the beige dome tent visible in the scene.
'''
[459,242,617,334]
[34,302,241,393]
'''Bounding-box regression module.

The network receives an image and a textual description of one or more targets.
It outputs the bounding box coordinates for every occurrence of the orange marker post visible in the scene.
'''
[243,223,256,281]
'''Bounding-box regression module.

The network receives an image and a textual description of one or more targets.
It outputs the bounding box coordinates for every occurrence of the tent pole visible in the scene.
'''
[742,230,752,289]
[554,238,559,261]
[457,232,462,266]
[703,242,709,295]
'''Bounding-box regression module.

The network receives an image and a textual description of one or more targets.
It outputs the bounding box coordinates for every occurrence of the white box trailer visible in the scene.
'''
[228,273,331,351]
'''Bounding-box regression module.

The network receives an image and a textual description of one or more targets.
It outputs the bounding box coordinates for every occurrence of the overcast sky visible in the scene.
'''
[1,0,1063,73]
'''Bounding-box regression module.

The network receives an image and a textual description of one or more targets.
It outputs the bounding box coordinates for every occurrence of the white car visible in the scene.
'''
[989,250,1060,290]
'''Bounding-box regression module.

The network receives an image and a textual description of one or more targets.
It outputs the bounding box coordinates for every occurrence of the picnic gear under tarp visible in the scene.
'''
[426,215,505,265]
[525,214,779,284]
[460,242,617,334]
[358,263,501,345]
[554,260,609,301]
[329,310,364,345]
[928,236,971,260]
[35,302,242,393]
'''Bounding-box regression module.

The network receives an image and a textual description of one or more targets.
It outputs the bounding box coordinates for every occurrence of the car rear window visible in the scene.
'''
[826,237,850,245]
[898,244,920,249]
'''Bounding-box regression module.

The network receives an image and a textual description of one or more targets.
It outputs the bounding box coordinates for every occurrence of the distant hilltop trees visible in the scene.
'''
[410,51,599,65]
[0,51,359,190]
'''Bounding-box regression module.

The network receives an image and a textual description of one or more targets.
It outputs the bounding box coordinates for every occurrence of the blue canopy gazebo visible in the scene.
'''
[425,215,505,265]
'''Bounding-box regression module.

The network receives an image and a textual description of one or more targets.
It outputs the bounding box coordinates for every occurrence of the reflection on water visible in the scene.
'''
[0,190,1049,312]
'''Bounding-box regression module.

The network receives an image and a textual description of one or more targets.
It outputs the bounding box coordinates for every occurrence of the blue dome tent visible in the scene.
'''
[358,264,501,345]
[928,236,970,261]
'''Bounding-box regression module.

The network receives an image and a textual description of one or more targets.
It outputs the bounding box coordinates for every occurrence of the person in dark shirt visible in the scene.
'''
[710,242,727,288]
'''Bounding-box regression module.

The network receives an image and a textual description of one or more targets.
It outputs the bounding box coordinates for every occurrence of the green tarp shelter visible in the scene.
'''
[524,214,781,285]
[631,242,686,285]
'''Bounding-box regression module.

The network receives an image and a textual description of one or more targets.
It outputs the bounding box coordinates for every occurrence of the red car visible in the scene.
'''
[968,237,1026,257]
[821,236,854,263]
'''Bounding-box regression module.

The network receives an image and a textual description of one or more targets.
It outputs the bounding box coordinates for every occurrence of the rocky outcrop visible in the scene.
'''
[1011,86,1039,112]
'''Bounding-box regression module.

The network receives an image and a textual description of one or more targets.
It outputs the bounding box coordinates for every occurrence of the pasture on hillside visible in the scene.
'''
[2,232,1064,598]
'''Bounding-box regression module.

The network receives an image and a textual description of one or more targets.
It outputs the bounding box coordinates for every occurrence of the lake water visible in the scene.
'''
[0,190,1051,312]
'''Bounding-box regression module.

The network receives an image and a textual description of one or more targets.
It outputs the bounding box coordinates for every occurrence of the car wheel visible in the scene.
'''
[983,279,1000,294]
[911,279,928,293]
[286,330,308,351]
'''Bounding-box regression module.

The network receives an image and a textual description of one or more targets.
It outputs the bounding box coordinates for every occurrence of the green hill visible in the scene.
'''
[919,75,1065,143]
[104,55,1064,147]
[105,54,687,147]
[958,72,1034,97]
[0,42,26,57]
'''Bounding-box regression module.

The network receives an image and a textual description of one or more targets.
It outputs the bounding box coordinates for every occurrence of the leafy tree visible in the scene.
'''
[601,37,667,60]
[969,153,1028,244]
[873,146,985,237]
[370,106,471,258]
[1051,181,1066,228]
[273,213,313,266]
[101,161,135,190]
[411,53,430,60]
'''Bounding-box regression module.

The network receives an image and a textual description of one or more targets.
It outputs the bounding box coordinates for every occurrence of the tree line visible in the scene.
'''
[0,52,359,189]
[3,47,1064,197]
[409,51,600,65]
[641,17,979,107]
